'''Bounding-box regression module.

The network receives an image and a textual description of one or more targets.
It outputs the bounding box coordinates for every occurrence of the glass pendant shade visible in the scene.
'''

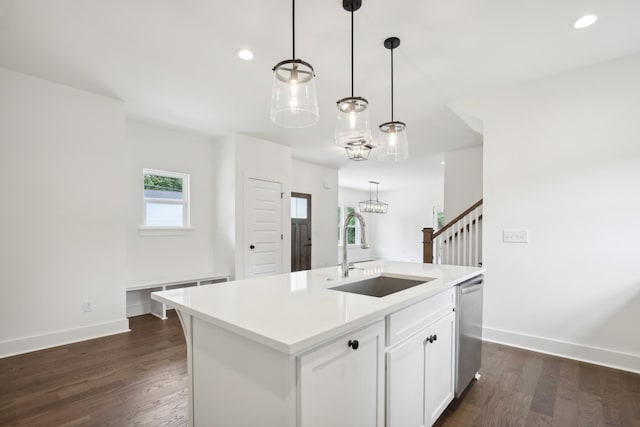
[378,120,409,162]
[335,97,374,148]
[271,59,319,128]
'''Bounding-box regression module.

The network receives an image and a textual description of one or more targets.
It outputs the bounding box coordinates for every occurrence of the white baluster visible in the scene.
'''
[456,221,462,265]
[467,212,473,266]
[447,228,453,265]
[429,202,483,267]
[478,210,483,266]
[471,209,478,267]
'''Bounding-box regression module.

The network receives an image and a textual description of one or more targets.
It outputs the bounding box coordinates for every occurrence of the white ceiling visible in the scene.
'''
[1,0,640,190]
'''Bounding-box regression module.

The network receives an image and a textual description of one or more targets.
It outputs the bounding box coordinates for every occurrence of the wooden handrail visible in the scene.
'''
[433,199,483,239]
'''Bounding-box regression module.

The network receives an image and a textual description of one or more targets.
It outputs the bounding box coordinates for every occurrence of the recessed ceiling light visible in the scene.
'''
[237,49,254,61]
[573,14,598,29]
[441,161,446,166]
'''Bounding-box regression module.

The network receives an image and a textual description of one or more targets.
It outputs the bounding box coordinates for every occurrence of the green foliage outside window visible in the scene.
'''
[437,211,445,229]
[338,206,358,245]
[347,227,356,244]
[144,174,183,192]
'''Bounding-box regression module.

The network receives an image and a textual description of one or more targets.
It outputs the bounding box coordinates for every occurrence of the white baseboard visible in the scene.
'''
[0,318,130,358]
[483,326,640,374]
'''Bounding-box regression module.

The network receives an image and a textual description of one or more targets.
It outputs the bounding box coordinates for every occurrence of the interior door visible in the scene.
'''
[291,192,311,272]
[244,178,283,279]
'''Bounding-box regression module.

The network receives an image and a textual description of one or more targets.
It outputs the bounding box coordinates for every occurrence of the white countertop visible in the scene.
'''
[152,261,485,355]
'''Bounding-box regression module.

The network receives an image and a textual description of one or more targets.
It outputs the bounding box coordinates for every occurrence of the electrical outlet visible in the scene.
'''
[83,300,93,312]
[503,229,529,243]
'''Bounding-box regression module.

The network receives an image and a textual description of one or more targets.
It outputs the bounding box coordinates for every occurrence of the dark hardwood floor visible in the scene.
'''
[436,343,640,427]
[0,313,188,426]
[1,312,639,426]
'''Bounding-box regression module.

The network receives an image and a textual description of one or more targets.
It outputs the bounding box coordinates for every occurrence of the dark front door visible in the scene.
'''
[291,192,311,272]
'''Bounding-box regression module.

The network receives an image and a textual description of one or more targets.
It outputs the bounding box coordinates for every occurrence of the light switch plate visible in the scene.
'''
[503,229,529,243]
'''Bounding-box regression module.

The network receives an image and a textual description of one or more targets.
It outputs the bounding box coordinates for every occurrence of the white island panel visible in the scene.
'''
[191,315,296,426]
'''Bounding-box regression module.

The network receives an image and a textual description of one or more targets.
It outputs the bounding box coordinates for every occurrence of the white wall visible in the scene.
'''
[291,160,339,268]
[371,162,444,263]
[444,146,483,221]
[0,68,129,357]
[459,53,640,372]
[211,135,237,280]
[126,120,217,281]
[373,186,442,263]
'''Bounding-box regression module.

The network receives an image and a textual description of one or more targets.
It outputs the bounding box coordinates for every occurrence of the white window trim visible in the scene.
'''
[140,168,192,234]
[138,227,194,236]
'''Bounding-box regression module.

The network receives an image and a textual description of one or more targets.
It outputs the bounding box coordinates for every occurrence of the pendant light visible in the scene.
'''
[359,181,388,214]
[270,0,319,128]
[378,37,409,162]
[345,145,372,161]
[335,0,374,157]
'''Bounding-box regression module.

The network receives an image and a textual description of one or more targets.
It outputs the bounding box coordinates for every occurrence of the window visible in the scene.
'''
[291,195,309,219]
[337,206,359,245]
[433,206,445,231]
[142,169,190,228]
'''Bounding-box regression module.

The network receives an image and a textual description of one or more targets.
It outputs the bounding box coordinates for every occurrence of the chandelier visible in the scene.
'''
[359,181,388,214]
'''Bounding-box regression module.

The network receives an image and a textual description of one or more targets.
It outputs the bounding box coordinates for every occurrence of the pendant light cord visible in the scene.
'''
[292,0,296,58]
[351,8,354,97]
[390,47,394,121]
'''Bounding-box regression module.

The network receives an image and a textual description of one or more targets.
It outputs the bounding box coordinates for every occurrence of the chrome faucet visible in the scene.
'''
[342,211,369,277]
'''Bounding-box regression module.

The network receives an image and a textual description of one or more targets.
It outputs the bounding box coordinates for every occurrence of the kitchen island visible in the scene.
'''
[152,261,485,427]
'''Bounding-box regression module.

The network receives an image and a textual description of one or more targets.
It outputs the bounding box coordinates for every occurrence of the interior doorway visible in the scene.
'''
[291,192,311,272]
[244,177,283,279]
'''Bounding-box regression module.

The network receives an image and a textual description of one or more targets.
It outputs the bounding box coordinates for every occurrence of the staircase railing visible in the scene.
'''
[422,199,483,267]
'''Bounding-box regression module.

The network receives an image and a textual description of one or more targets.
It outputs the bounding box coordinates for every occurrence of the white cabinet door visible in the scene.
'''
[386,330,425,427]
[298,320,385,427]
[424,311,455,426]
[387,311,456,427]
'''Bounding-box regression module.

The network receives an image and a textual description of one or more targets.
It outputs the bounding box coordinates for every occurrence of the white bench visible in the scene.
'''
[126,273,230,319]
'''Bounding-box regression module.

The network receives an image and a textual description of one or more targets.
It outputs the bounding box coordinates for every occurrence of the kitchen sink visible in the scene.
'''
[329,275,434,298]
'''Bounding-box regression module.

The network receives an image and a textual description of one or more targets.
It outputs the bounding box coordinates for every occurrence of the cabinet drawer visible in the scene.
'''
[387,288,455,347]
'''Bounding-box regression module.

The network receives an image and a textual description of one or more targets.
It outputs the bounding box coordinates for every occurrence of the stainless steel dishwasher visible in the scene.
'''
[455,274,484,397]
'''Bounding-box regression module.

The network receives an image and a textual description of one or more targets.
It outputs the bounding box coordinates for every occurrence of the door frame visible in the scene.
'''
[291,192,312,272]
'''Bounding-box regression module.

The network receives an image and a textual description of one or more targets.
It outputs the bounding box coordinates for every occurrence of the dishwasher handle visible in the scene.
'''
[460,283,483,294]
[458,275,484,294]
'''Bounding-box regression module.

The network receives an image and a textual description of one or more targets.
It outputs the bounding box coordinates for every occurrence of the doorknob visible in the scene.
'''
[249,245,255,250]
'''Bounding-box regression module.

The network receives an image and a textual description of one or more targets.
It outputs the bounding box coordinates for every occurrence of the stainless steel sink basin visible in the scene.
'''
[329,275,434,297]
